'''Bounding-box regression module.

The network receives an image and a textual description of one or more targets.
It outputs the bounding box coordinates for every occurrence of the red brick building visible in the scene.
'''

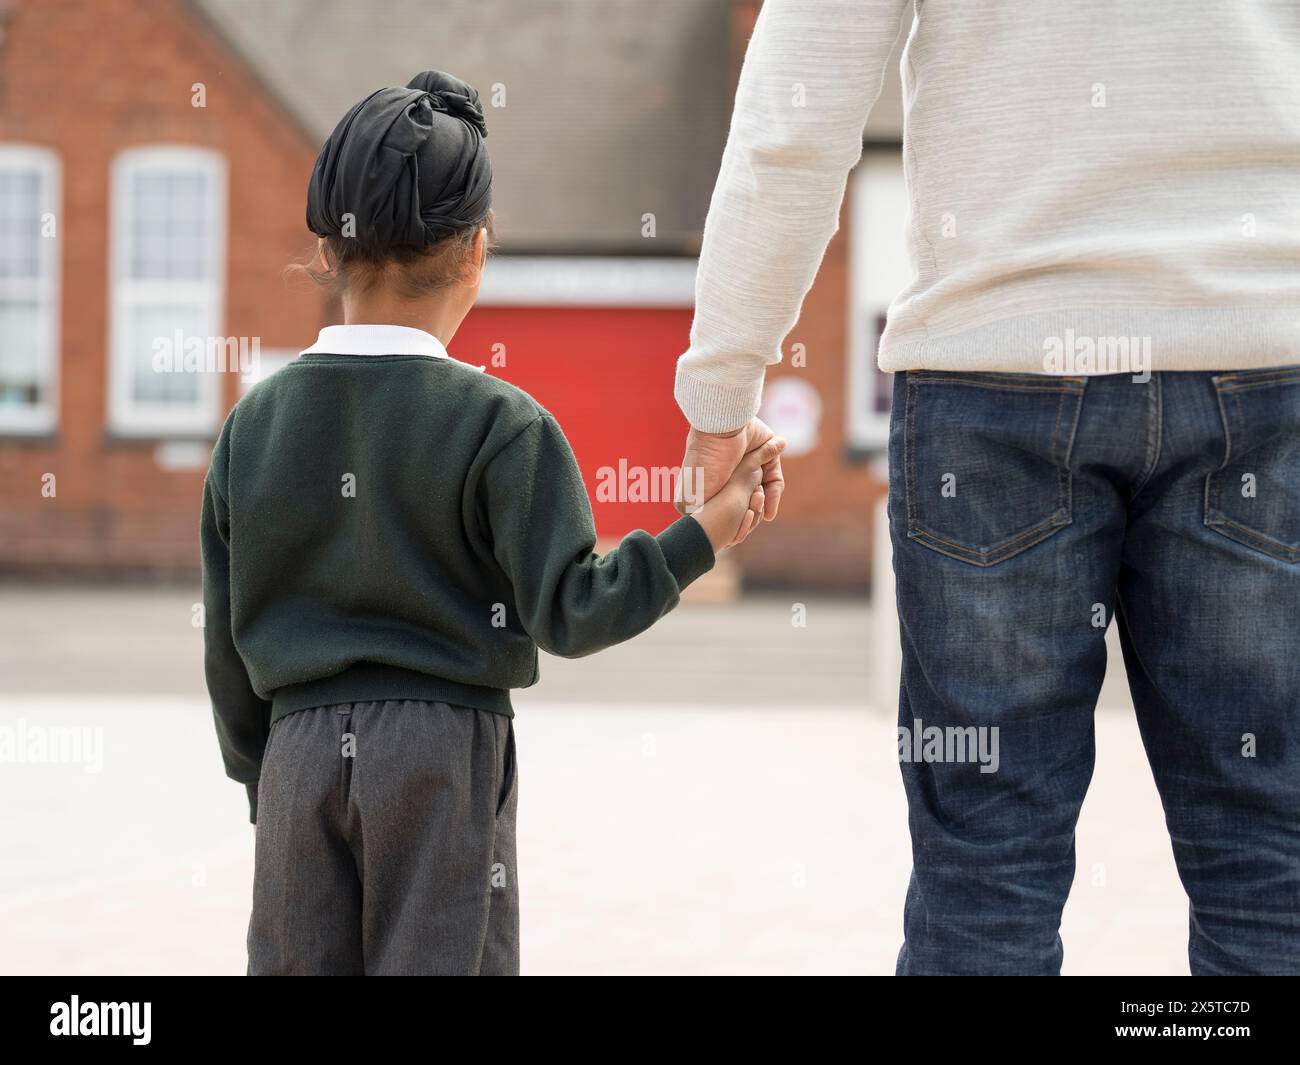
[0,0,904,589]
[0,0,323,572]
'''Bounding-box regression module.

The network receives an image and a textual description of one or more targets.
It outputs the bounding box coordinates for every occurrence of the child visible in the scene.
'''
[201,71,784,976]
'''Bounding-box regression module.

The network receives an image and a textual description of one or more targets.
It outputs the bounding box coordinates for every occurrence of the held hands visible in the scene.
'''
[676,417,787,549]
[688,435,788,554]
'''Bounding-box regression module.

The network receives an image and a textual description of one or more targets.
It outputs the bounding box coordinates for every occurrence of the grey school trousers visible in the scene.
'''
[247,700,519,975]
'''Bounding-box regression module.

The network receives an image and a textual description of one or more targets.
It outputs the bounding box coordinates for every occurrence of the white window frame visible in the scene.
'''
[108,145,227,437]
[846,148,910,452]
[0,144,61,435]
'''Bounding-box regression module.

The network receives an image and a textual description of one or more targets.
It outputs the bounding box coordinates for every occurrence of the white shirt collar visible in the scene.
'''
[299,324,451,359]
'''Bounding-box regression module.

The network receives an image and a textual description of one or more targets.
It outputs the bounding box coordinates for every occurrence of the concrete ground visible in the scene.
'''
[0,586,1189,975]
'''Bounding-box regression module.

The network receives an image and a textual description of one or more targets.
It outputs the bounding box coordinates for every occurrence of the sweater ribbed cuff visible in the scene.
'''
[674,366,765,435]
[656,515,717,591]
[246,781,259,825]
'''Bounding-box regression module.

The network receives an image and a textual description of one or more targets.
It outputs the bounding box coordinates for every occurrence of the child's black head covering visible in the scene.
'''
[306,71,492,249]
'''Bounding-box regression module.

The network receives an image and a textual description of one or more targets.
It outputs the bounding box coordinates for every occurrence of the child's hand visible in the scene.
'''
[690,436,787,553]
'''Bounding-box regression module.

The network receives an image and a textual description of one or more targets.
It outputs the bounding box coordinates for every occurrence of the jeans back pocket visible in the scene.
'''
[1205,367,1300,564]
[903,372,1086,566]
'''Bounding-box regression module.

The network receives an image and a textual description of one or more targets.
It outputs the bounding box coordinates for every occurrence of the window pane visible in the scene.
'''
[130,169,209,281]
[0,170,41,280]
[127,302,205,405]
[0,299,45,407]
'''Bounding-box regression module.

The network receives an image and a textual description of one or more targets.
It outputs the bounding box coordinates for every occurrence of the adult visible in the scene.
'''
[676,0,1300,975]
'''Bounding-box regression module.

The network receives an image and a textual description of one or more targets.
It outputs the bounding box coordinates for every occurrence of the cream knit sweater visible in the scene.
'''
[675,0,1300,432]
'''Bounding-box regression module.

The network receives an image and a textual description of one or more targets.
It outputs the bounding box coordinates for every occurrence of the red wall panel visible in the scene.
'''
[450,306,690,539]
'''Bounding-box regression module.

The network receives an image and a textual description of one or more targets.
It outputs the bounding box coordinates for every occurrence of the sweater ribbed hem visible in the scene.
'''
[269,664,515,725]
[880,307,1300,373]
[656,515,717,591]
[673,366,766,434]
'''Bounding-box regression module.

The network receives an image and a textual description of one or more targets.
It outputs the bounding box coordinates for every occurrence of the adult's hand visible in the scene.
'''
[675,417,785,546]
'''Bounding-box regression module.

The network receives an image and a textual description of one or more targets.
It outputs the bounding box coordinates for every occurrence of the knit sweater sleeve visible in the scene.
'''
[674,0,910,432]
[479,414,715,658]
[201,416,272,823]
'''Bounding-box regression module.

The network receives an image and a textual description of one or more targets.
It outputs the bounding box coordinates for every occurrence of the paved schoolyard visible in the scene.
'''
[0,587,1188,975]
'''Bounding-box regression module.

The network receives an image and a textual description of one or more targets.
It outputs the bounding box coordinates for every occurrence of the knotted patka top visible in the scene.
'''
[306,70,492,248]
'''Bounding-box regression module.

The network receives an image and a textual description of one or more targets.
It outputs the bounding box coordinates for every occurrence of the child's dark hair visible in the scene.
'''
[294,211,496,300]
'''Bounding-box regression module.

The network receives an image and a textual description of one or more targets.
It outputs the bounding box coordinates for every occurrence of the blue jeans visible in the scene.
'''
[888,368,1300,975]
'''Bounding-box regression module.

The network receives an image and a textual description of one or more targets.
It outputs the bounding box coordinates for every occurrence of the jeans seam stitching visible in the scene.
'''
[1206,513,1300,560]
[907,375,1086,394]
[909,513,1067,564]
[905,375,919,533]
[1130,374,1163,501]
[1215,369,1300,392]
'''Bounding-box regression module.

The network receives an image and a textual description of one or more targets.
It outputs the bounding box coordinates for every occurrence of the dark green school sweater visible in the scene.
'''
[201,352,715,822]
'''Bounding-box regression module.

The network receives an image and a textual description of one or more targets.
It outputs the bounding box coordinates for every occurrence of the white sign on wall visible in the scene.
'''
[759,376,823,458]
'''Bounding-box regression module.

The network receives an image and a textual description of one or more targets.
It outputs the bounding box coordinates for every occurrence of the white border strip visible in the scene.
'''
[477,256,697,308]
